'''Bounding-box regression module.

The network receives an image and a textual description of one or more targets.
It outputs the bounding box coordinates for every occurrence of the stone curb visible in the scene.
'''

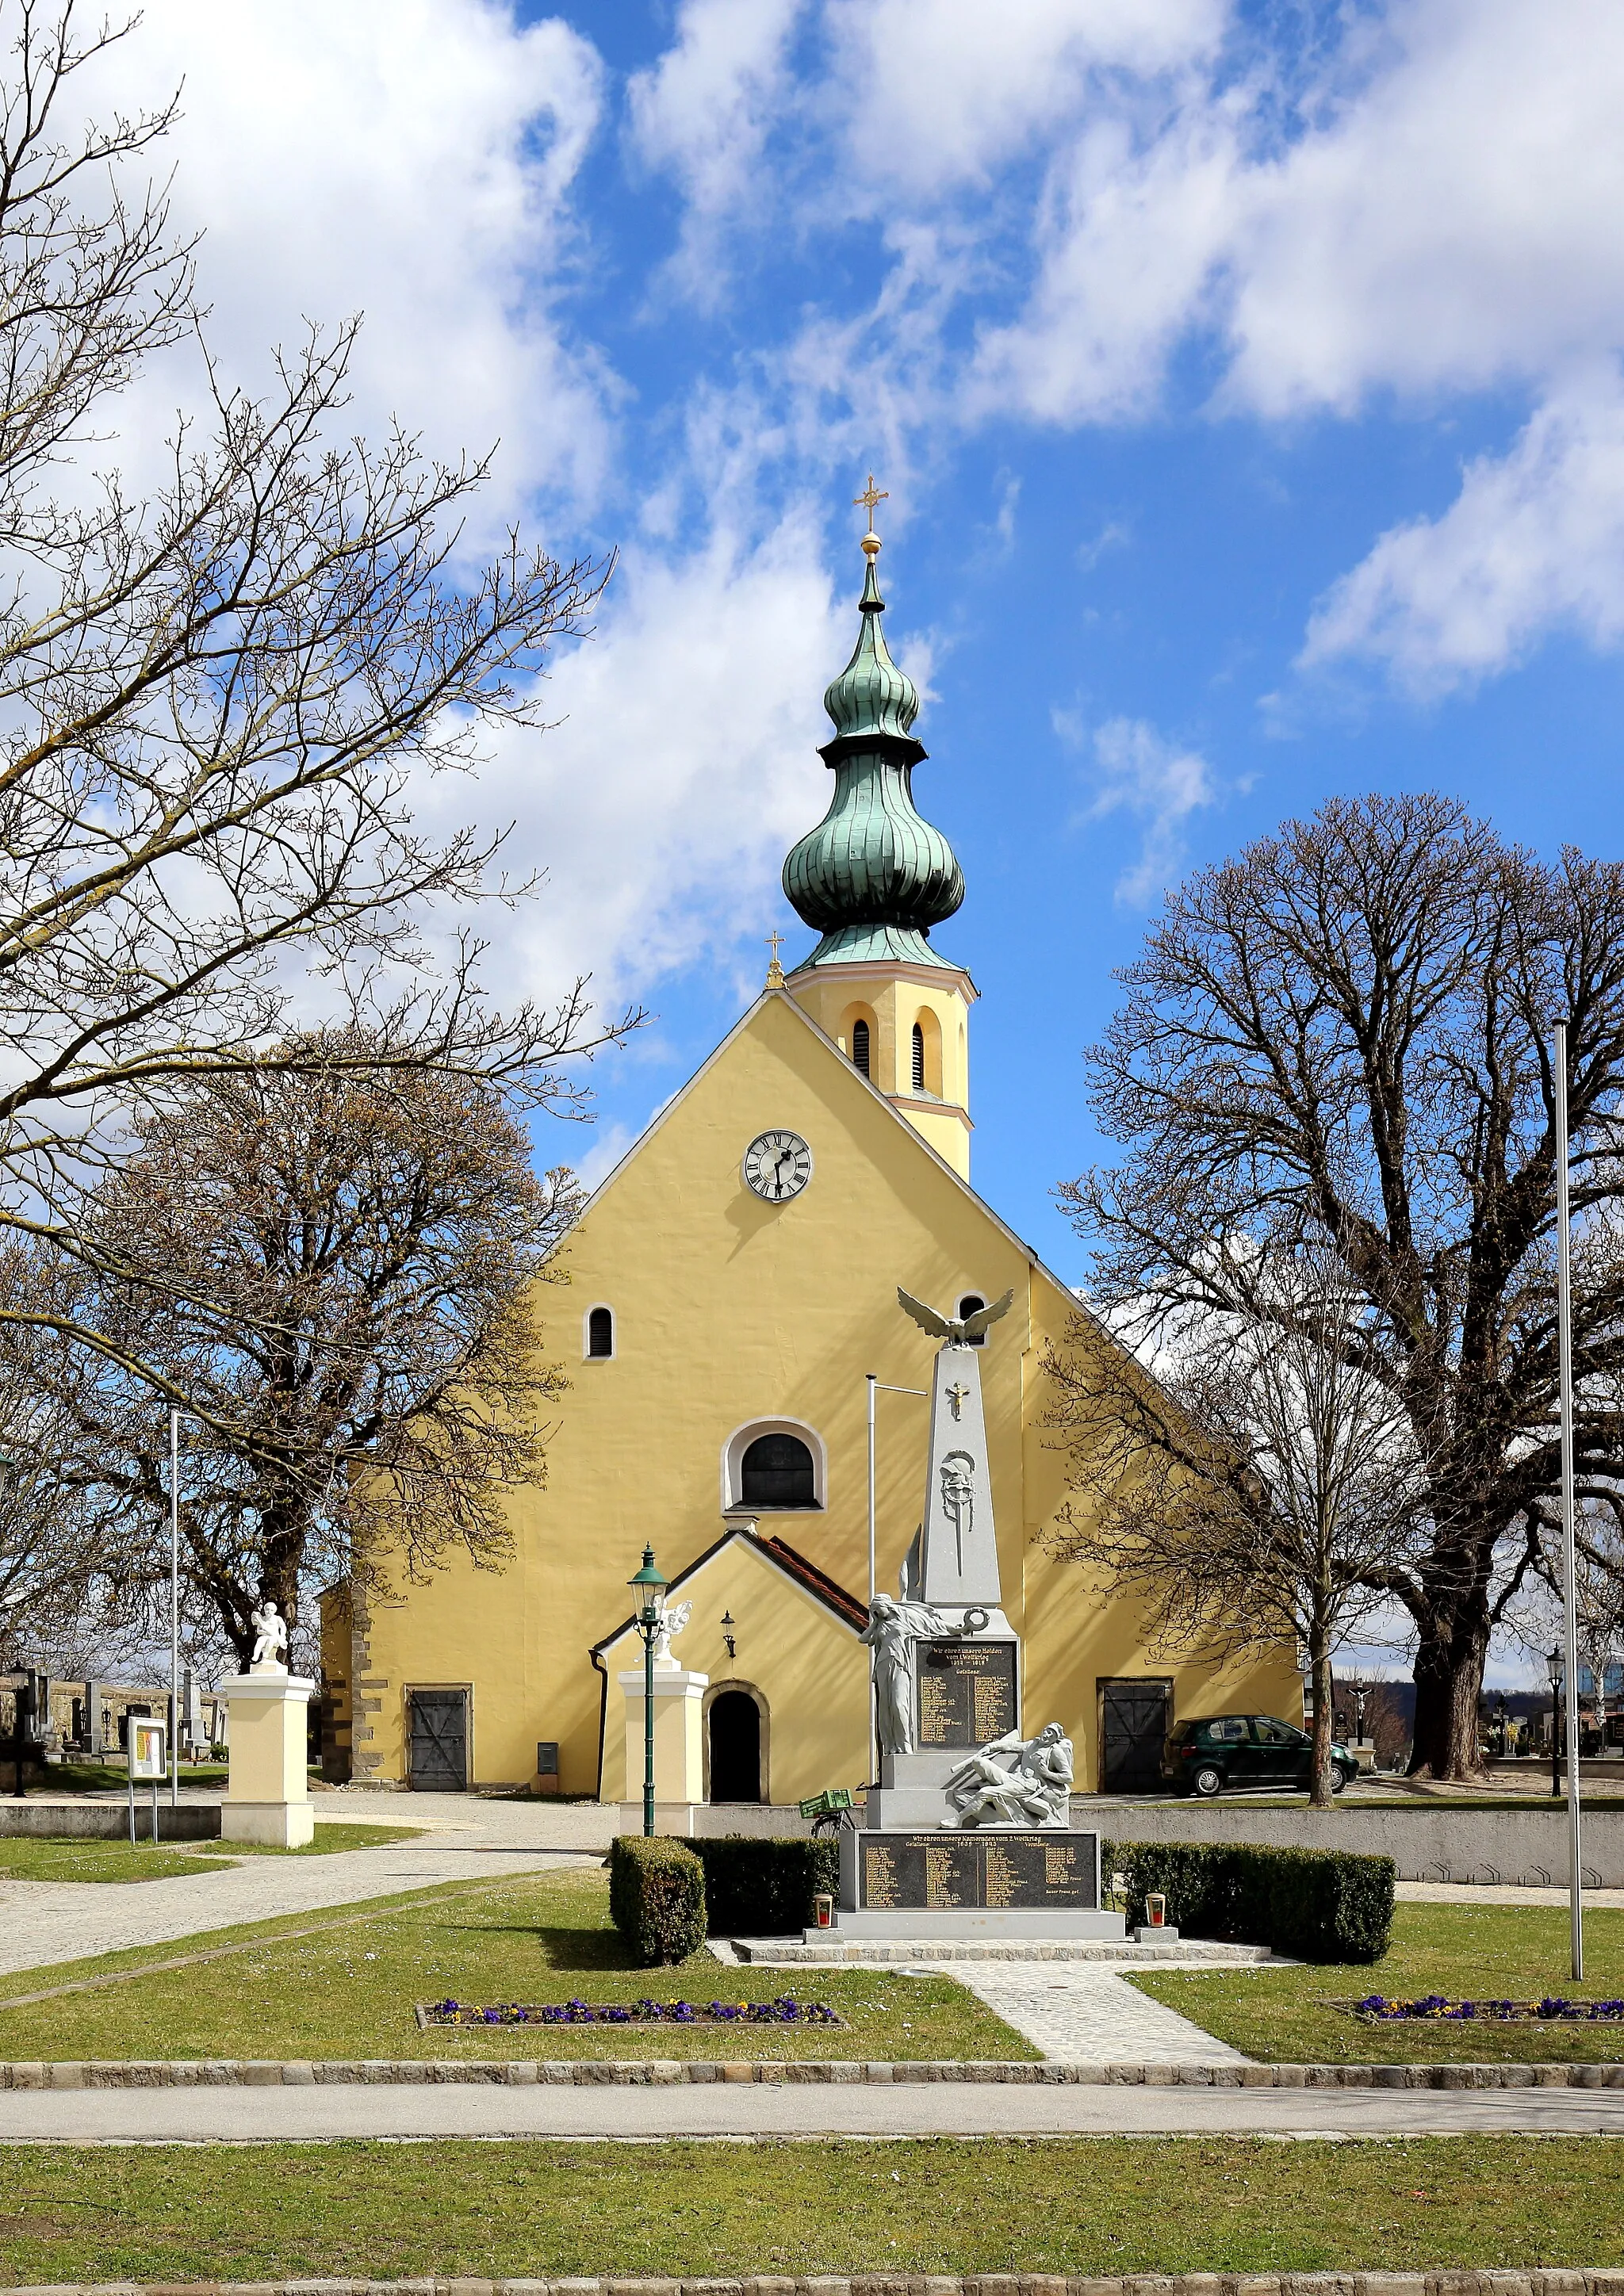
[5,2276,1624,2296]
[2,2058,1623,2088]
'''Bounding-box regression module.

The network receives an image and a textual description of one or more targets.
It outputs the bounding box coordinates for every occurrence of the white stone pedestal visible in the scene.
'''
[220,1670,315,1846]
[619,1663,707,1810]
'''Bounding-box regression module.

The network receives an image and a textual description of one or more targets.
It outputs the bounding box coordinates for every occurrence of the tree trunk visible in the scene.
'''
[1409,1603,1490,1778]
[1308,1628,1335,1809]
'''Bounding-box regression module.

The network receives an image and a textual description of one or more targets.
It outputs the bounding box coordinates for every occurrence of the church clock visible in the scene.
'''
[743,1129,813,1201]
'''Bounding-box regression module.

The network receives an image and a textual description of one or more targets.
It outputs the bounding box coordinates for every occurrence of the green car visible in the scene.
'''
[1161,1712,1359,1797]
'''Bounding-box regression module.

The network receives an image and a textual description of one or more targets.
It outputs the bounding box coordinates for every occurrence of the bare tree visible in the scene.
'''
[1048,1250,1428,1804]
[0,4,630,1376]
[1063,794,1624,1778]
[21,1038,584,1664]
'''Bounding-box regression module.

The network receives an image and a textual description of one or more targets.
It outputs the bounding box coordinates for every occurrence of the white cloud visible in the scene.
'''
[415,512,854,1005]
[626,0,806,300]
[1300,372,1624,696]
[823,0,1224,197]
[1067,714,1216,905]
[94,1,612,526]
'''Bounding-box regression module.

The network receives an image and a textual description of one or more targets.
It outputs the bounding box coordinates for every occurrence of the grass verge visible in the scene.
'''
[0,1823,423,1884]
[1133,1902,1624,2061]
[1,2137,1622,2279]
[0,1867,1028,2061]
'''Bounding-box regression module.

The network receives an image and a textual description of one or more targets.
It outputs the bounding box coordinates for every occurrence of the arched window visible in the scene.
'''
[958,1293,988,1349]
[852,1016,871,1077]
[585,1306,614,1360]
[740,1431,816,1509]
[912,1020,925,1093]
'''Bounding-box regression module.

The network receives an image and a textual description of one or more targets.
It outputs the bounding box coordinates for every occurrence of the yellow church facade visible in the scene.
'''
[321,524,1300,1804]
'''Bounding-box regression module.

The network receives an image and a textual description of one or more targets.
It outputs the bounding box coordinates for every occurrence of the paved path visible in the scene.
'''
[1397,1878,1624,1908]
[940,1963,1249,2064]
[0,1797,612,1979]
[5,2080,1622,2141]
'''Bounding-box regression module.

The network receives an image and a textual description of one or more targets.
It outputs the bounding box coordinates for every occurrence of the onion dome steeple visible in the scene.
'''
[782,511,964,969]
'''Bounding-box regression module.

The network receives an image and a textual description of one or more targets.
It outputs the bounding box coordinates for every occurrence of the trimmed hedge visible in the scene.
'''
[688,1834,841,1935]
[607,1835,707,1965]
[1104,1837,1396,1963]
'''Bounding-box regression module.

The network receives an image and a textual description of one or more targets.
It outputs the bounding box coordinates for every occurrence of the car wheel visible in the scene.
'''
[1191,1764,1223,1798]
[1331,1766,1350,1794]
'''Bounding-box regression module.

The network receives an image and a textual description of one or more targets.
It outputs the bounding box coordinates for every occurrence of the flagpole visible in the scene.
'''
[1554,1020,1584,1980]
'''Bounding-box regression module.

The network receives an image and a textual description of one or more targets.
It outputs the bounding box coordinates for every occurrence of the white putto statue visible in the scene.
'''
[651,1599,691,1667]
[248,1598,289,1672]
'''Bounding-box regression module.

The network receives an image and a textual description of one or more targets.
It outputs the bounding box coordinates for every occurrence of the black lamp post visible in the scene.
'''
[1549,1644,1565,1800]
[628,1545,668,1839]
[721,1611,737,1663]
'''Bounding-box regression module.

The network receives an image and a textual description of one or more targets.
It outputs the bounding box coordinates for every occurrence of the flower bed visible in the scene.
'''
[417,1993,844,2028]
[1353,1992,1624,2022]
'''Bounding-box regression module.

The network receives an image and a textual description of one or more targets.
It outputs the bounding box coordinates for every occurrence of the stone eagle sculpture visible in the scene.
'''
[896,1285,1014,1345]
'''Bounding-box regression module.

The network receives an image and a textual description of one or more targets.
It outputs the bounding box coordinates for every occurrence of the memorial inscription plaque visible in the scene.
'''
[915,1638,1017,1749]
[859,1828,1097,1911]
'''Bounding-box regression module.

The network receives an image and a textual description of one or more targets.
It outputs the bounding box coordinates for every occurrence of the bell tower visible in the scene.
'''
[781,492,976,1177]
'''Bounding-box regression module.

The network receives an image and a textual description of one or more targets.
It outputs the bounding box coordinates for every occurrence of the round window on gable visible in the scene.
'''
[586,1305,615,1360]
[958,1293,988,1349]
[740,1431,817,1509]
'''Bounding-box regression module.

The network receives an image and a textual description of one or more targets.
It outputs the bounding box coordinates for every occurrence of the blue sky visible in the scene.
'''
[98,2,1624,1676]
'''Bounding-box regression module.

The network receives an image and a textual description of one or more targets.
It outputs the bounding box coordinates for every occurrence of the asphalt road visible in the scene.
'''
[4,2081,1624,2142]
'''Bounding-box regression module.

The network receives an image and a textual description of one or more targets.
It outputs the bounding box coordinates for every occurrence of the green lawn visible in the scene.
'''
[1133,1901,1624,2061]
[0,1821,421,1884]
[0,1866,1028,2062]
[2,2137,1622,2280]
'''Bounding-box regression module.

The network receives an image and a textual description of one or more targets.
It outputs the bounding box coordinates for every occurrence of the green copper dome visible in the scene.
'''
[783,541,964,969]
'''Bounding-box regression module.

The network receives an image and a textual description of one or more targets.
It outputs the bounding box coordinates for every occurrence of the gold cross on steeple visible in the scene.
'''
[853,473,888,535]
[764,928,786,989]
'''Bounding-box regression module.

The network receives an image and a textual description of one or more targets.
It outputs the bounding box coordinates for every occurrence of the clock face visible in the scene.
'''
[743,1128,813,1201]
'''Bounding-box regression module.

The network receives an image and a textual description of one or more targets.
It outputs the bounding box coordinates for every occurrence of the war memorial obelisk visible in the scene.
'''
[825,1291,1128,1942]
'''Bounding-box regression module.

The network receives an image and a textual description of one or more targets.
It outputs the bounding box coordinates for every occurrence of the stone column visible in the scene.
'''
[617,1665,707,1832]
[220,1670,316,1846]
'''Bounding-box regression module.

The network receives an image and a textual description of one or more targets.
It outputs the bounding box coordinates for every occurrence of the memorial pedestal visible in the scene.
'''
[619,1664,707,1806]
[830,1820,1124,1943]
[220,1670,315,1847]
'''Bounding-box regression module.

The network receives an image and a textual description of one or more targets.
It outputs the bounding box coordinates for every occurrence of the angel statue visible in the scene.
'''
[248,1598,289,1671]
[861,1591,961,1756]
[651,1598,691,1667]
[897,1286,1015,1346]
[942,1721,1073,1829]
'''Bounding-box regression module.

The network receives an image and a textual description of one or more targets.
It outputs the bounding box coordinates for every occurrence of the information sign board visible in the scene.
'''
[128,1716,167,1780]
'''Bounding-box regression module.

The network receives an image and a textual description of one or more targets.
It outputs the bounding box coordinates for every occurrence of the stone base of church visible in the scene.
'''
[805,1908,1128,1942]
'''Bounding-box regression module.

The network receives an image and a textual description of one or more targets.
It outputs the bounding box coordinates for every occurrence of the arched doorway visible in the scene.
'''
[708,1688,762,1802]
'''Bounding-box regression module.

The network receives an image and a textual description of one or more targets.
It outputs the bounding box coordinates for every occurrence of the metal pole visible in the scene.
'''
[866,1375,877,1607]
[168,1409,180,1809]
[642,1615,656,1839]
[1554,1020,1584,1979]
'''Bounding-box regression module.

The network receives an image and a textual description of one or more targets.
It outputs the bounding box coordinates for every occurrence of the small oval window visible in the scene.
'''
[587,1306,614,1359]
[911,1021,925,1093]
[852,1017,870,1076]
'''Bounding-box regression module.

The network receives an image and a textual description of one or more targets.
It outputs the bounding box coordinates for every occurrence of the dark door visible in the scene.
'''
[408,1690,467,1789]
[1251,1715,1306,1785]
[708,1689,762,1801]
[1099,1678,1171,1794]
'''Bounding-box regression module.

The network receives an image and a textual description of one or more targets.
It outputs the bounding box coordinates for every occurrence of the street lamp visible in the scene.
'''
[720,1611,737,1663]
[628,1545,668,1839]
[1549,1644,1565,1801]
